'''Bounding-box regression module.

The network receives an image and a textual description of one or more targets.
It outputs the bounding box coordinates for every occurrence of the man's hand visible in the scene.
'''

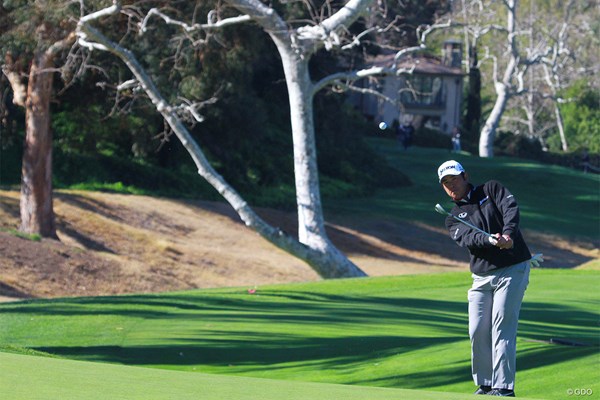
[490,234,514,249]
[497,234,514,249]
[488,234,499,246]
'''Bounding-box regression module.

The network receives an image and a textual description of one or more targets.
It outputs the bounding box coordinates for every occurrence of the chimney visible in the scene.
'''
[442,40,462,69]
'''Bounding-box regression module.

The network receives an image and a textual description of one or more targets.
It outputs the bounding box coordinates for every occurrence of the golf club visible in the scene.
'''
[434,203,493,238]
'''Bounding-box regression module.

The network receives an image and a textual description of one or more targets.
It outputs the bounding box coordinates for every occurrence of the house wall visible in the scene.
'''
[382,75,462,134]
[349,74,463,136]
[443,76,463,133]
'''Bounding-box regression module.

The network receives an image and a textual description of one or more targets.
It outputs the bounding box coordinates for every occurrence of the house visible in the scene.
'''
[350,40,464,136]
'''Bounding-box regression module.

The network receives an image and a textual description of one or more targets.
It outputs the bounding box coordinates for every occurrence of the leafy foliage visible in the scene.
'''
[494,131,544,158]
[53,149,221,199]
[552,81,600,153]
[0,0,83,72]
[315,93,411,192]
[411,126,451,149]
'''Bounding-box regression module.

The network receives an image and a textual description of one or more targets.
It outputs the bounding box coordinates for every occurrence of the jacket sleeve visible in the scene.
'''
[445,214,494,250]
[486,180,521,237]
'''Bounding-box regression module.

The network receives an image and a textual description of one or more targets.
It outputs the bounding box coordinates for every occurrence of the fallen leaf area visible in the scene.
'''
[0,189,597,301]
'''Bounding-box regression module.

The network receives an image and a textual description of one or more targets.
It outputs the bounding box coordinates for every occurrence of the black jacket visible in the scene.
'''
[445,180,532,275]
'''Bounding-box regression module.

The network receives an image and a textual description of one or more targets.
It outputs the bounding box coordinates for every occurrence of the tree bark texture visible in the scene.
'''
[553,102,568,151]
[479,82,510,157]
[478,0,517,158]
[276,47,366,277]
[20,50,58,238]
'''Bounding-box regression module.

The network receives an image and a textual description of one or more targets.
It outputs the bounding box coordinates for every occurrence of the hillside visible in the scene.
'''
[1,188,597,302]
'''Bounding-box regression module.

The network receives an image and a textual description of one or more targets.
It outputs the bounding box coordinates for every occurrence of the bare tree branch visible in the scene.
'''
[312,64,416,95]
[139,8,252,34]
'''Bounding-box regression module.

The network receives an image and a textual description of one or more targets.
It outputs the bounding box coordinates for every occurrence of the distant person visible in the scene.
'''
[581,150,590,174]
[436,160,542,397]
[395,122,404,149]
[397,122,414,150]
[451,126,462,153]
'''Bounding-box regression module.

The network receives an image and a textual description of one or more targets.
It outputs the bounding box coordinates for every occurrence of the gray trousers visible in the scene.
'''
[468,261,530,390]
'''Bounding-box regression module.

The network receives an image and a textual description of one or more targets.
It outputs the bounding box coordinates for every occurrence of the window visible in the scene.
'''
[399,75,444,107]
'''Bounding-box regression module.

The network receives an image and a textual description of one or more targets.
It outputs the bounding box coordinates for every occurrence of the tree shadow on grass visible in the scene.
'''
[34,334,462,370]
[520,302,598,342]
[2,291,597,389]
[350,364,471,389]
[351,341,598,390]
[517,344,596,373]
[9,294,468,372]
[0,294,469,332]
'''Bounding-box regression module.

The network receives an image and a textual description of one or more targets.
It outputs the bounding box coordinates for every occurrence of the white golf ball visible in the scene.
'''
[378,122,387,130]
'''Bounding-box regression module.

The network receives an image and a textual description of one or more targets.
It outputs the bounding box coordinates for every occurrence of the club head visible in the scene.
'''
[434,203,448,215]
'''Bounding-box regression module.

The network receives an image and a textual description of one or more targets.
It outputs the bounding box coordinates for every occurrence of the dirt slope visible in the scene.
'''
[0,189,597,301]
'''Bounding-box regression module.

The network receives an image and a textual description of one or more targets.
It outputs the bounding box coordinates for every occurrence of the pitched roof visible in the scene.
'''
[370,53,464,76]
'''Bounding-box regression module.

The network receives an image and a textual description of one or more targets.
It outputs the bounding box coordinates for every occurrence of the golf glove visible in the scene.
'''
[530,253,544,267]
[488,236,498,246]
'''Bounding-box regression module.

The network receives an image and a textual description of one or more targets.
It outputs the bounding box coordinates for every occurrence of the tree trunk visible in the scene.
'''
[479,0,518,158]
[553,102,568,151]
[277,45,366,277]
[479,83,509,158]
[279,54,325,245]
[20,51,57,239]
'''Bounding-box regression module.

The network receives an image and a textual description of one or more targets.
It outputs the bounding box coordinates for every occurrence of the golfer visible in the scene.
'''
[437,160,532,397]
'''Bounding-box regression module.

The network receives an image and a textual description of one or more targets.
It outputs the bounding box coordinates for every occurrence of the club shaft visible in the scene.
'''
[449,215,492,237]
[435,204,493,237]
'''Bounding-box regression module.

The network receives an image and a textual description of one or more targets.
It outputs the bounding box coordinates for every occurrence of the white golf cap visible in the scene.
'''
[438,160,465,182]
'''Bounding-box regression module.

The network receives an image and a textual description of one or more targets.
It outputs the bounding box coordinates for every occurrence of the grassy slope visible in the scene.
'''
[1,270,598,400]
[328,140,600,240]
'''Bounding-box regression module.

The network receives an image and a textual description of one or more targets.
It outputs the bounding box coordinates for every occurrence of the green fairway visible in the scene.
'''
[327,139,600,241]
[2,351,537,400]
[1,270,598,399]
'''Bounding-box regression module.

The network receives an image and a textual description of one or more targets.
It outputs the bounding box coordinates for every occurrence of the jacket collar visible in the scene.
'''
[456,184,475,204]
